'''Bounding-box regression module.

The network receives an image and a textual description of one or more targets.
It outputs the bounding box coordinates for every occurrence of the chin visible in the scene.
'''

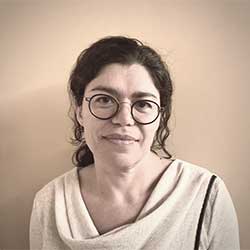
[108,151,145,169]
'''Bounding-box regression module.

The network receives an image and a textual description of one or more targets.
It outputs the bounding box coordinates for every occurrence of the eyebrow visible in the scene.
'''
[89,86,158,100]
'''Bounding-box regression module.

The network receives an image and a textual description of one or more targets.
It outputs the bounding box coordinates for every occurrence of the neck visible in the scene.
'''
[92,152,165,203]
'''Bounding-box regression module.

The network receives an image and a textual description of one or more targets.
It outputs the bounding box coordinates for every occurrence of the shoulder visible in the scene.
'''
[32,167,78,209]
[175,160,237,221]
[173,158,234,200]
[173,158,216,180]
[173,158,236,217]
[171,158,228,196]
[174,158,212,174]
[177,159,227,186]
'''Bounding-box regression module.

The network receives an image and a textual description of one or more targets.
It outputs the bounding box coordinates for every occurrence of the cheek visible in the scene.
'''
[83,117,105,151]
[84,119,98,141]
[141,122,160,145]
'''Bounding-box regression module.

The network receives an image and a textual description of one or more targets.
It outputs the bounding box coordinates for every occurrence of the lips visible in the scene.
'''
[102,133,139,145]
[103,133,138,141]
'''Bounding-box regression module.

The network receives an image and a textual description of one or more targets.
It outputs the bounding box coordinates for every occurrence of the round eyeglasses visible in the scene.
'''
[84,94,163,125]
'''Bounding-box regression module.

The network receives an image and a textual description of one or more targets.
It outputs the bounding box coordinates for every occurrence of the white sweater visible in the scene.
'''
[30,159,240,250]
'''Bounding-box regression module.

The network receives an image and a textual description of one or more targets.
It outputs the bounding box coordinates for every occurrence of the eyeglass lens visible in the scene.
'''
[89,94,160,124]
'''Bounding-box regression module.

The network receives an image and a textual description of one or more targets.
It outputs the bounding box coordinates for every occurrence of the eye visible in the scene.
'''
[96,96,113,104]
[134,100,153,111]
[92,95,116,108]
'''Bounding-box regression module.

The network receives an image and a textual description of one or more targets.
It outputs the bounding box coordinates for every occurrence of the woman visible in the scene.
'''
[30,36,240,249]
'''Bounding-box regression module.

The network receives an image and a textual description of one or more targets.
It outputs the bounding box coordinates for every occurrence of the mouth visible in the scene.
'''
[102,134,139,145]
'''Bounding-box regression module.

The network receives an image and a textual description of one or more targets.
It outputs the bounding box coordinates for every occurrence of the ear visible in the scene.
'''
[76,106,84,127]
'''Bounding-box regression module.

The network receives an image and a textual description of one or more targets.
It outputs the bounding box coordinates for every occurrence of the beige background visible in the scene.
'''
[0,0,249,249]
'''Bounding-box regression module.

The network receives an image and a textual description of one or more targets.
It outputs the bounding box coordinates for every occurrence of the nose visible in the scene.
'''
[111,102,135,126]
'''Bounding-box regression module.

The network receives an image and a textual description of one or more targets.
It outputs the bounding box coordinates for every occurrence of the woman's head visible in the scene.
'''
[68,36,173,167]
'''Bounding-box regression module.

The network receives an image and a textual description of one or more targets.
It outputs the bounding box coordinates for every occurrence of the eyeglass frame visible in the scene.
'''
[84,93,164,125]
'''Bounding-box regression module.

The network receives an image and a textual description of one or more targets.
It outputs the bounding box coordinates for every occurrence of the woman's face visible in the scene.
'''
[77,63,161,168]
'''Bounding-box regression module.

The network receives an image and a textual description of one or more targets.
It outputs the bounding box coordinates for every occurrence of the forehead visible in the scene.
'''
[85,63,160,99]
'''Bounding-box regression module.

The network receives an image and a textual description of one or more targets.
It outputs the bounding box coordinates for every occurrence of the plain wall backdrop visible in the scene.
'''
[0,0,249,249]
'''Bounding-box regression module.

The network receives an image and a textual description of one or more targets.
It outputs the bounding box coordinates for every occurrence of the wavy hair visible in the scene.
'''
[68,36,173,168]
